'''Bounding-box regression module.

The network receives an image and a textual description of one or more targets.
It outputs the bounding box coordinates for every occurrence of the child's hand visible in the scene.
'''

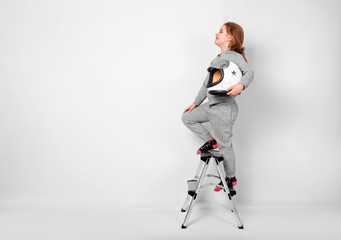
[183,104,197,114]
[226,84,245,96]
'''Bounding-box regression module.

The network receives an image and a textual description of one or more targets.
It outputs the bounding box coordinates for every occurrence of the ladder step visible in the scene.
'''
[200,149,223,158]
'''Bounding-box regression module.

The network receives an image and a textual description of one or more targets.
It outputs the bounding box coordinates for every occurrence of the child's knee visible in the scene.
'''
[181,112,190,124]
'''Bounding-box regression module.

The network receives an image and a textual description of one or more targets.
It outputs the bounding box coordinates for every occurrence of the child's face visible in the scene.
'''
[214,25,233,48]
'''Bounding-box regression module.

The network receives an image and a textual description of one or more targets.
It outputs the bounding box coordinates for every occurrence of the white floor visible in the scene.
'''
[0,201,341,240]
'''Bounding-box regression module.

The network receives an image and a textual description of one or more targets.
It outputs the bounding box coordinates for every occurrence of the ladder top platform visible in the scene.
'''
[200,149,223,158]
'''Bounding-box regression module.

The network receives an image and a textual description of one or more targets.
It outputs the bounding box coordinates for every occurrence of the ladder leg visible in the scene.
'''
[181,195,190,212]
[193,159,205,179]
[181,160,205,212]
[181,160,206,212]
[215,158,244,229]
[181,157,210,229]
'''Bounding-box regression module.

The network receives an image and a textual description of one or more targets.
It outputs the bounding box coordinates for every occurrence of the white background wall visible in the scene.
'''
[0,0,340,207]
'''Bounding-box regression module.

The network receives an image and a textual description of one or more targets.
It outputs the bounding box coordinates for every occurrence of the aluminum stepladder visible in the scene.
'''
[181,149,244,229]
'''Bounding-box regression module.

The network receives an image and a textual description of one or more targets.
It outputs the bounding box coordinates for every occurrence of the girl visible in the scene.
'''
[181,22,254,195]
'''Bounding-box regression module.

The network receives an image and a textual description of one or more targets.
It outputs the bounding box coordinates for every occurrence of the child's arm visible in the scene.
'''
[193,73,209,106]
[237,55,254,89]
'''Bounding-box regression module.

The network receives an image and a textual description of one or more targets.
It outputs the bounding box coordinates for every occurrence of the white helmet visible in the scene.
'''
[206,60,242,96]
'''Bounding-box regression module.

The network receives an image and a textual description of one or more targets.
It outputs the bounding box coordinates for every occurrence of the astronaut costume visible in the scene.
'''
[182,49,254,178]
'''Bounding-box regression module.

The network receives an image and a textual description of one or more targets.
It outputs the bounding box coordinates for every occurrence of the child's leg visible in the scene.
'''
[181,102,213,142]
[208,103,239,178]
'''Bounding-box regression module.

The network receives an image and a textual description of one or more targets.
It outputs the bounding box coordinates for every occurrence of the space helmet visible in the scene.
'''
[206,59,242,96]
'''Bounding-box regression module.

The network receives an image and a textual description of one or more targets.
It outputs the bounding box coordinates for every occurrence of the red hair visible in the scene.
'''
[224,22,248,63]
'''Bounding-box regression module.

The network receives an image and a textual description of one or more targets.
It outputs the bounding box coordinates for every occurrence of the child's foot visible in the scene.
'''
[214,176,237,195]
[196,138,218,154]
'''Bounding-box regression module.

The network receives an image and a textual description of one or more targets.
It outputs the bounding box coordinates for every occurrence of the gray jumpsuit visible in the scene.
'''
[181,50,254,178]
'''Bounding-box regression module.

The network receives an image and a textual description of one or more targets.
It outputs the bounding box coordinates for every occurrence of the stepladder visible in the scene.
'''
[181,149,244,229]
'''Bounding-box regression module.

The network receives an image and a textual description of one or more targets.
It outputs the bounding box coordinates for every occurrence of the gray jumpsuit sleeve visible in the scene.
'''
[193,72,209,106]
[233,54,254,89]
